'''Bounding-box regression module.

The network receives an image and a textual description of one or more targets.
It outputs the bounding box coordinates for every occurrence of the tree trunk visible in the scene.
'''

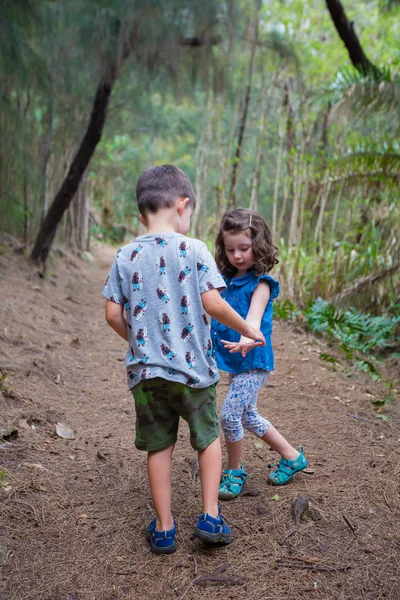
[325,0,381,77]
[228,0,261,208]
[30,70,117,267]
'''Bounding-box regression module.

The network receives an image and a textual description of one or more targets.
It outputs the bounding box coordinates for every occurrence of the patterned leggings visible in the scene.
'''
[220,370,270,443]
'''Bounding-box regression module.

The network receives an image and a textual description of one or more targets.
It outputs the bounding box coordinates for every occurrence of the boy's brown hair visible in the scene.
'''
[136,164,196,216]
[216,208,279,277]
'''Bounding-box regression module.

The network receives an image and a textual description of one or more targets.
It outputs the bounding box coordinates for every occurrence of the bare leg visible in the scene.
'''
[261,424,299,461]
[147,445,175,531]
[198,437,222,519]
[225,438,244,470]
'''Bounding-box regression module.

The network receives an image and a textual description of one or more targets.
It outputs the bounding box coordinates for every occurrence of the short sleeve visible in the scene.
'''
[197,243,226,294]
[102,254,124,304]
[252,274,280,300]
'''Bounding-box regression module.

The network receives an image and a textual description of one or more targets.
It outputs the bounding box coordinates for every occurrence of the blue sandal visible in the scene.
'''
[218,465,248,500]
[267,446,308,486]
[146,518,177,554]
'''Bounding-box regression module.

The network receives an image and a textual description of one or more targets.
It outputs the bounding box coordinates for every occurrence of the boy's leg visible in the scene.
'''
[198,437,222,519]
[147,444,175,531]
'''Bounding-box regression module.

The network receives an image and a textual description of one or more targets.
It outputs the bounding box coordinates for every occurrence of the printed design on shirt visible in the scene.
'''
[123,295,130,310]
[139,354,149,364]
[185,350,196,369]
[178,266,193,286]
[156,285,170,303]
[180,295,191,314]
[160,340,176,360]
[197,259,209,273]
[206,281,215,290]
[181,323,194,343]
[128,347,135,362]
[130,244,144,263]
[140,368,152,380]
[167,367,177,376]
[136,327,149,346]
[203,337,212,357]
[208,367,217,379]
[156,256,166,275]
[108,293,120,304]
[132,271,143,291]
[159,312,171,332]
[128,371,137,382]
[133,299,147,320]
[155,236,167,247]
[201,313,208,325]
[179,241,190,257]
[187,375,200,387]
[116,249,122,258]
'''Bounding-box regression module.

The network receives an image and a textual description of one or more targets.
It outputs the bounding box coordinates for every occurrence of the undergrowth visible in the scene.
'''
[274,297,400,413]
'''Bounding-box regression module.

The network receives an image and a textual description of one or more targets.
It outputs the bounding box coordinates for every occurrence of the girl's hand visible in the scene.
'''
[221,330,265,358]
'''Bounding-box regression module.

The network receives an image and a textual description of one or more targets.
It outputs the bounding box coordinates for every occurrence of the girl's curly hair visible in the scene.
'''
[215,208,279,277]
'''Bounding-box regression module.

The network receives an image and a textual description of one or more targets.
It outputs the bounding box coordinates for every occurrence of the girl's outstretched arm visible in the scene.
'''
[221,282,270,357]
[201,289,265,352]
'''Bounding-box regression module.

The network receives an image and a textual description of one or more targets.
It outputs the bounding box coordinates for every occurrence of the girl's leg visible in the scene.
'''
[147,444,175,531]
[220,373,247,468]
[198,436,222,519]
[225,438,244,470]
[242,371,300,461]
[261,425,299,461]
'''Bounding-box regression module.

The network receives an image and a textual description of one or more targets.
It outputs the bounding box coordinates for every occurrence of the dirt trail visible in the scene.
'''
[0,240,399,600]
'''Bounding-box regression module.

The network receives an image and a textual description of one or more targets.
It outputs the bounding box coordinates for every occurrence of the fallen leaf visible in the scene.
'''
[271,495,280,501]
[78,514,88,519]
[22,462,47,471]
[55,422,75,439]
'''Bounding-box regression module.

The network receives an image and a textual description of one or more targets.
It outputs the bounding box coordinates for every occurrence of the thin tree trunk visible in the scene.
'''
[228,0,261,208]
[30,65,118,267]
[193,95,214,238]
[330,184,343,249]
[314,180,332,252]
[272,98,288,235]
[277,175,289,239]
[249,85,270,211]
[325,0,381,77]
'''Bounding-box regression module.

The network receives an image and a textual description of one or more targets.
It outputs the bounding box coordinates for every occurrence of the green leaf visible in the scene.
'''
[271,494,280,501]
[376,414,390,421]
[320,353,340,363]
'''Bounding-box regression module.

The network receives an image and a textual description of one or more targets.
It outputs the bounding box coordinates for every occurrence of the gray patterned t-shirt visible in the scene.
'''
[102,233,226,389]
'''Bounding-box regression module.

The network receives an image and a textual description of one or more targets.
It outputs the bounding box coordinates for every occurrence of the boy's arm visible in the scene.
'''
[201,289,265,355]
[105,300,129,342]
[222,282,270,355]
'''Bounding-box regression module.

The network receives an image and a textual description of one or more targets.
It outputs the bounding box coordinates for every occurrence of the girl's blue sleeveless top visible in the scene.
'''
[210,271,279,374]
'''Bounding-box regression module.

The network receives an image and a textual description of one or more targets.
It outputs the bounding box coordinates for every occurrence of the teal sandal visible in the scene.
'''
[218,465,248,500]
[267,446,308,486]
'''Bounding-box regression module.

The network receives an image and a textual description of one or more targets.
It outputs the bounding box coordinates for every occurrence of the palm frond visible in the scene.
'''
[328,67,400,129]
[328,148,400,186]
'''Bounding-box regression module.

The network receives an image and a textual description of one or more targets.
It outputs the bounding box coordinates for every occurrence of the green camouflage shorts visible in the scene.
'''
[131,378,219,452]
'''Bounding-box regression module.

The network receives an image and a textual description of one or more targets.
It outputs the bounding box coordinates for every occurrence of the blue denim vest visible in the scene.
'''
[211,271,279,374]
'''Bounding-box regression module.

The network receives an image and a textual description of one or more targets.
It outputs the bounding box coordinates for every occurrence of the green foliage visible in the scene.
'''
[304,298,400,358]
[0,468,8,488]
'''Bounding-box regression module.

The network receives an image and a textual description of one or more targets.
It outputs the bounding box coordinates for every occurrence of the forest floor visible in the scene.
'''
[0,236,399,600]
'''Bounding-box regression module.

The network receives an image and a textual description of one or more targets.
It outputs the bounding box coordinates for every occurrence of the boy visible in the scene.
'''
[103,165,264,554]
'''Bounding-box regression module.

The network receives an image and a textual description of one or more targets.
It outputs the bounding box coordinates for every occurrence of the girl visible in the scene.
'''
[211,208,307,499]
